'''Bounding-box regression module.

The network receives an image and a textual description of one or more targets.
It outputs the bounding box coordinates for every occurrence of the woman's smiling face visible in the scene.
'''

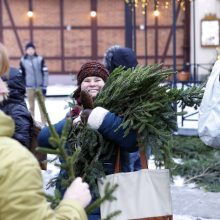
[81,76,105,98]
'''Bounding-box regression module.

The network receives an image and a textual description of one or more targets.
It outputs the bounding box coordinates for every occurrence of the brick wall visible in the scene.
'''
[0,0,188,74]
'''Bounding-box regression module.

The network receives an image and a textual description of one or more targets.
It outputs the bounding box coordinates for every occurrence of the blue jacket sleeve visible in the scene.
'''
[37,118,66,148]
[87,107,138,152]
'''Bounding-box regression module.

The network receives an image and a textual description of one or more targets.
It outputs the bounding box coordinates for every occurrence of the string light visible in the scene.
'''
[153,0,160,17]
[125,0,190,15]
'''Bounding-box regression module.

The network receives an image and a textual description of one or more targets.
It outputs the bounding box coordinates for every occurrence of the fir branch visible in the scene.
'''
[167,83,205,109]
[36,91,118,216]
[86,182,119,215]
[172,136,220,192]
[102,211,122,220]
[184,166,212,184]
[36,147,59,154]
[36,90,59,141]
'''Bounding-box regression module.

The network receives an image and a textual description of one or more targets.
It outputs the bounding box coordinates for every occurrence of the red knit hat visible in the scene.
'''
[77,61,109,85]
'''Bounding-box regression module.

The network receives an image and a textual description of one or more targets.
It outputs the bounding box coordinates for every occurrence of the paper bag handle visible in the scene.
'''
[115,135,148,173]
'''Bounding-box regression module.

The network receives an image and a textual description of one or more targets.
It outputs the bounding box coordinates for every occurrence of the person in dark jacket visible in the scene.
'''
[37,61,138,220]
[103,45,138,73]
[0,67,33,148]
[20,42,48,125]
[103,45,141,172]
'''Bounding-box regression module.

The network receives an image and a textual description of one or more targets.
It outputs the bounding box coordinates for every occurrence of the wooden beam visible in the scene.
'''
[91,0,97,59]
[60,0,65,74]
[183,0,191,68]
[4,0,23,54]
[155,16,158,63]
[133,5,136,53]
[9,55,185,60]
[160,1,181,63]
[0,0,3,42]
[28,0,33,41]
[125,2,133,48]
[144,5,147,65]
[2,25,184,30]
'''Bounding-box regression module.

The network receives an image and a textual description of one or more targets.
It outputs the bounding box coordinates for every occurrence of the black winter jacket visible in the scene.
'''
[0,67,33,148]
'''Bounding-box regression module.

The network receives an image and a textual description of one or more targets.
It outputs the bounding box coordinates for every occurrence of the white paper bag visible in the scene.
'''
[98,169,172,220]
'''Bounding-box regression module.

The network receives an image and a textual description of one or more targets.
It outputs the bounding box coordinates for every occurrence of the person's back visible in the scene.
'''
[0,67,33,148]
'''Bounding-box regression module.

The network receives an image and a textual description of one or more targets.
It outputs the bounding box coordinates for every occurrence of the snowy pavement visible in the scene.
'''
[33,85,220,220]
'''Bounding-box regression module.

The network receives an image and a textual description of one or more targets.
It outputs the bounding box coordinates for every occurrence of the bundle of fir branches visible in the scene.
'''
[64,64,204,200]
[61,64,204,199]
[94,64,204,167]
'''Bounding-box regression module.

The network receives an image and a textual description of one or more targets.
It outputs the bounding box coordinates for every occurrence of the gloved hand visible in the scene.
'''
[81,109,93,123]
[80,90,94,109]
[63,177,91,208]
[42,88,47,96]
[80,90,94,123]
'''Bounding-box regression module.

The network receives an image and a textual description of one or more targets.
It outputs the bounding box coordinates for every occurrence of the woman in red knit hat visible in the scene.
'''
[38,61,139,220]
[70,61,109,116]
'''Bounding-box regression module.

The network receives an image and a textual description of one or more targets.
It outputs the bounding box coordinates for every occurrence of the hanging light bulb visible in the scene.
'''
[153,9,160,16]
[27,10,33,18]
[141,0,147,14]
[90,10,97,17]
[153,0,160,17]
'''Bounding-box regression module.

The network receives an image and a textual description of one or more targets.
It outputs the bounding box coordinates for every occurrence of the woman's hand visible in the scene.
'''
[63,177,91,208]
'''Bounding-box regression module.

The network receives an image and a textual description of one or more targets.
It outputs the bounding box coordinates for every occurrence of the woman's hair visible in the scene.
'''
[0,43,10,77]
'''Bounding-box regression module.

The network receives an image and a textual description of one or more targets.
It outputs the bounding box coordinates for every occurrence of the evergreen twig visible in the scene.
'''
[36,91,119,217]
[85,183,119,214]
[172,135,220,192]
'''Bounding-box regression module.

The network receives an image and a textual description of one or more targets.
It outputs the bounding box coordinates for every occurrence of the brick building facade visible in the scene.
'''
[0,0,190,75]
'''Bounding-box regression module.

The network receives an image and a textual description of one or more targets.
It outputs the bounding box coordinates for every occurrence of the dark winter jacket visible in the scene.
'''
[0,67,33,148]
[20,54,48,89]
